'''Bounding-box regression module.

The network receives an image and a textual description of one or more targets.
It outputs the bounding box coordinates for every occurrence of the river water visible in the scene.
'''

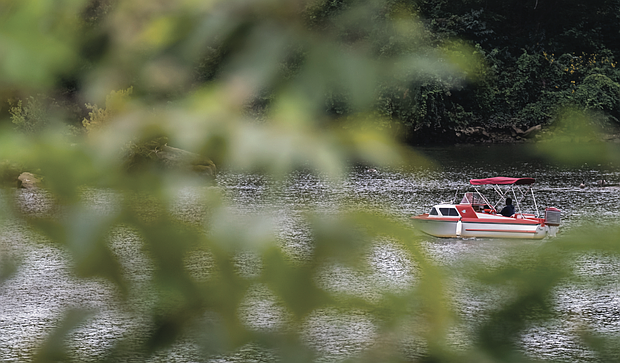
[1,144,620,362]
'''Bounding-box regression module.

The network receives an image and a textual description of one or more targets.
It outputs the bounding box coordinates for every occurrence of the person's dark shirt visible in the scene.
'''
[500,204,515,217]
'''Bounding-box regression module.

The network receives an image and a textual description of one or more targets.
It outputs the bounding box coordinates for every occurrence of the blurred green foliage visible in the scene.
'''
[9,96,49,133]
[82,87,134,133]
[536,107,620,166]
[0,0,619,363]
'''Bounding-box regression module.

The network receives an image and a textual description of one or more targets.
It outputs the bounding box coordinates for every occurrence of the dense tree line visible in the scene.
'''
[7,0,620,145]
[191,0,620,144]
[403,0,620,142]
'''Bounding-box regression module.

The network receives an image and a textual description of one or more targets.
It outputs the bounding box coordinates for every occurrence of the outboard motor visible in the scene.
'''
[545,207,561,237]
[545,207,561,226]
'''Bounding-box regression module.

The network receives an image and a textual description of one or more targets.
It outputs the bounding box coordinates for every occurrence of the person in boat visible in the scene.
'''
[500,198,515,217]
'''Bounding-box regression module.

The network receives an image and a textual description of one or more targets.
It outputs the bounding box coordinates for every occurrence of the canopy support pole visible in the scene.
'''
[531,187,540,217]
[511,186,523,216]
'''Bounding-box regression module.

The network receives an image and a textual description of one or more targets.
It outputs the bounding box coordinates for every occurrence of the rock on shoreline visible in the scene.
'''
[17,172,40,189]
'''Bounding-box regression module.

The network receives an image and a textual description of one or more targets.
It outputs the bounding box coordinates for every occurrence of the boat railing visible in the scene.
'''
[466,184,541,217]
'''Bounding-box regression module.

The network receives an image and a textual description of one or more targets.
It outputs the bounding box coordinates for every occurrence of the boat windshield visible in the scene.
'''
[460,192,485,205]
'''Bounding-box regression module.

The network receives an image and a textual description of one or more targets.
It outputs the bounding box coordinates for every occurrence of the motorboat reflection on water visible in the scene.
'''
[411,177,561,239]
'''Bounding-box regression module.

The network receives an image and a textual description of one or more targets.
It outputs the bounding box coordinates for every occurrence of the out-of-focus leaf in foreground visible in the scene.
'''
[0,0,487,362]
[32,309,91,363]
[0,0,83,89]
[536,107,620,166]
[470,242,569,362]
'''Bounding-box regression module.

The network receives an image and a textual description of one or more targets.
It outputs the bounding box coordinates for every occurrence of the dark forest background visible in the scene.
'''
[406,0,620,143]
[4,0,620,145]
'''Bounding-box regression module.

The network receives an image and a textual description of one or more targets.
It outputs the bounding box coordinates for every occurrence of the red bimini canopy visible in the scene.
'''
[470,177,535,185]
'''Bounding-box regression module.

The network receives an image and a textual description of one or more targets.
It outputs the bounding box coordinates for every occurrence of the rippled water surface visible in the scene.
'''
[2,144,620,362]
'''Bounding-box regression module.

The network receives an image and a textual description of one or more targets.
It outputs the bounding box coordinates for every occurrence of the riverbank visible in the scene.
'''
[408,124,620,145]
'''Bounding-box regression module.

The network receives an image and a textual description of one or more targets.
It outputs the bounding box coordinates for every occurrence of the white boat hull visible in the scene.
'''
[460,221,547,239]
[412,218,550,239]
[412,219,460,238]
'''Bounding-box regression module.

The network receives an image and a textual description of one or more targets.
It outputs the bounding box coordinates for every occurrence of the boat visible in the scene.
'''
[411,177,561,239]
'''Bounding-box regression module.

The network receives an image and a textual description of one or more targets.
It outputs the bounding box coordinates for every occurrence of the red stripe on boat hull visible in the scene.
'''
[465,228,536,234]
